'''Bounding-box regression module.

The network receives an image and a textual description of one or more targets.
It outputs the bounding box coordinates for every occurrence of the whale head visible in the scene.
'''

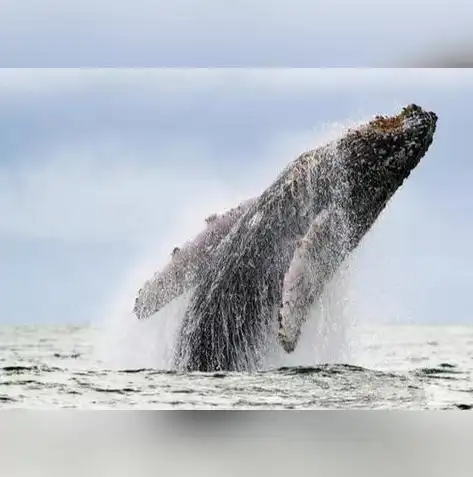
[335,103,438,246]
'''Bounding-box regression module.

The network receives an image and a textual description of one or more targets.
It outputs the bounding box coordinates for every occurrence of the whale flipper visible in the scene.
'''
[133,199,255,320]
[134,255,197,320]
[277,207,349,353]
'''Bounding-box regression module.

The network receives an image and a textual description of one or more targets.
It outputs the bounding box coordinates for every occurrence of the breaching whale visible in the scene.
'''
[133,104,438,372]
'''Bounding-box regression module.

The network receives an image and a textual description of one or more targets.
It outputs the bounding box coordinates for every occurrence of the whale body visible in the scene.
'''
[134,104,438,372]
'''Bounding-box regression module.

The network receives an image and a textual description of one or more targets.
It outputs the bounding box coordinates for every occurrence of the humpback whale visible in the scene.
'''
[134,104,438,372]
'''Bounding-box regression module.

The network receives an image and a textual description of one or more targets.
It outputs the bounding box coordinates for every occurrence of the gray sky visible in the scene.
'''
[0,68,472,325]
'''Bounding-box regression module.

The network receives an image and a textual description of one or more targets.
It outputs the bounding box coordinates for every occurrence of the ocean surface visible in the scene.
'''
[0,324,472,409]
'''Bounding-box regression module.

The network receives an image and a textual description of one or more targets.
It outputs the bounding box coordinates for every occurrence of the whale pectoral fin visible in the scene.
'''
[278,244,320,353]
[133,259,197,320]
[133,199,255,321]
[277,210,346,353]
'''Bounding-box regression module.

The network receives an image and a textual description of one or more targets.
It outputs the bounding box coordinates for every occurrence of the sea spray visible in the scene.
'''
[263,260,356,369]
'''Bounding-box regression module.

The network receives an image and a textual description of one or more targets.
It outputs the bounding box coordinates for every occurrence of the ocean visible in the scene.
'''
[0,324,472,409]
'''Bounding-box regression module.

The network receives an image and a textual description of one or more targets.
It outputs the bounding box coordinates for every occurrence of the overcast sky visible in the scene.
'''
[0,68,472,325]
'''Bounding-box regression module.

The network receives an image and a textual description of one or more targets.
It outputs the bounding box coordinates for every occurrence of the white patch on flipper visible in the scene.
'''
[278,209,337,353]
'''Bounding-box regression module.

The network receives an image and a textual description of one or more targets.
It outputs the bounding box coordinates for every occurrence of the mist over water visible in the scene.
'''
[97,264,357,372]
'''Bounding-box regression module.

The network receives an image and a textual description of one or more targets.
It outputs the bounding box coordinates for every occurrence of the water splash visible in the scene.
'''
[264,262,356,369]
[95,292,192,370]
[264,135,359,369]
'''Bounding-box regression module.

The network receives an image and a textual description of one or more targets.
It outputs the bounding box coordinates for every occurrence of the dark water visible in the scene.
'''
[0,325,472,409]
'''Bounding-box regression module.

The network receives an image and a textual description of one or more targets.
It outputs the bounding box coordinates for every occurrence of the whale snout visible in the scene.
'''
[390,104,438,174]
[339,103,438,191]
